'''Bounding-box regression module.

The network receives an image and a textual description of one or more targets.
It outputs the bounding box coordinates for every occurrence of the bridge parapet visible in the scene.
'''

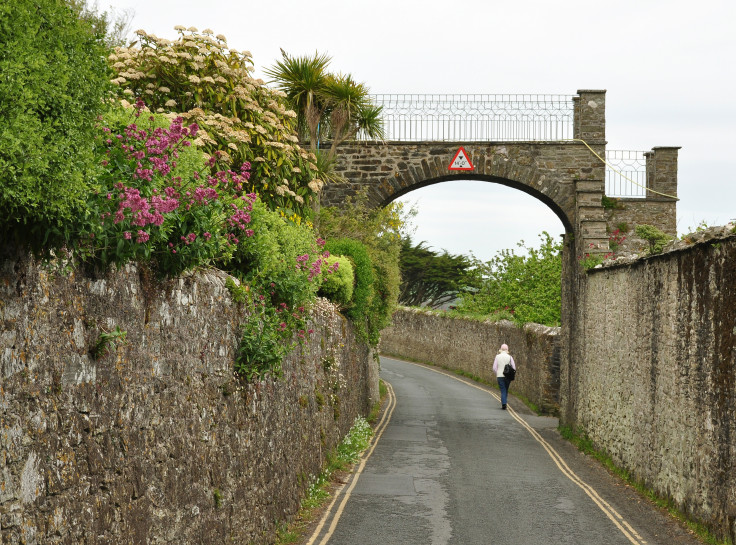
[324,89,677,257]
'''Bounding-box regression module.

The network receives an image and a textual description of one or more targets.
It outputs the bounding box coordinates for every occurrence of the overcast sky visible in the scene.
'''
[106,0,735,262]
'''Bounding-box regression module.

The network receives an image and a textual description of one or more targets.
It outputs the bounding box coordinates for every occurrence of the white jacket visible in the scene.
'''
[493,350,515,378]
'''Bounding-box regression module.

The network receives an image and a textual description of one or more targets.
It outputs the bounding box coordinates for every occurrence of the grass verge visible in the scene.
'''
[559,425,732,545]
[274,381,387,545]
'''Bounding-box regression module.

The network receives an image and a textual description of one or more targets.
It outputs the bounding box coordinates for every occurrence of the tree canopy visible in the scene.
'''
[398,237,478,308]
[455,232,562,326]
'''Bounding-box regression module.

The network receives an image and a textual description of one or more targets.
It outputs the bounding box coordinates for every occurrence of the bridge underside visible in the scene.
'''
[322,140,607,252]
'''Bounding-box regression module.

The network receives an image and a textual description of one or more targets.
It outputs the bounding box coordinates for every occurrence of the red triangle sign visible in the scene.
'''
[448,147,474,171]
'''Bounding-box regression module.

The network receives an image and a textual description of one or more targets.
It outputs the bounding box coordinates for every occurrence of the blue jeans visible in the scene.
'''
[497,377,510,406]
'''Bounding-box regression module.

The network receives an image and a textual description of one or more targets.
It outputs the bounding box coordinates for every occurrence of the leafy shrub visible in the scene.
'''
[0,0,111,247]
[78,102,250,276]
[226,276,314,382]
[456,232,563,327]
[318,194,406,345]
[367,254,400,345]
[108,27,320,220]
[223,204,333,381]
[635,224,673,255]
[235,299,290,381]
[229,199,328,309]
[318,255,354,308]
[325,238,375,342]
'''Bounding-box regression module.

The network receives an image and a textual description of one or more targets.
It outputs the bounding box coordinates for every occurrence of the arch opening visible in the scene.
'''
[381,174,574,234]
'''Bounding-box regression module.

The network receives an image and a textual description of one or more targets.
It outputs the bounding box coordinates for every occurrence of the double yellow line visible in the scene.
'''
[421,363,648,545]
[305,381,397,545]
[307,360,646,545]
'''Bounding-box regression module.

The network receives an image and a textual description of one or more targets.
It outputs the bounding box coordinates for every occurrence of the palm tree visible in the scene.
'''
[264,50,331,151]
[266,50,384,161]
[322,73,385,159]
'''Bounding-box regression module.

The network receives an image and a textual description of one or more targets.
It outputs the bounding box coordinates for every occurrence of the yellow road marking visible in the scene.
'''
[306,381,397,545]
[308,359,647,545]
[411,361,648,545]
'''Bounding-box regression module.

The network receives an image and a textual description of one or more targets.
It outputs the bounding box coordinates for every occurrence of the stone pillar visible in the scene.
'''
[573,89,606,143]
[647,146,680,200]
[643,146,680,236]
[573,90,609,255]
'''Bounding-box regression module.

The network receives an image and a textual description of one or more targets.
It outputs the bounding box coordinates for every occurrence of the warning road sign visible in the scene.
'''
[448,147,474,171]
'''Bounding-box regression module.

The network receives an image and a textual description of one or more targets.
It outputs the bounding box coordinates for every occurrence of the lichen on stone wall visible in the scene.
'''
[565,232,736,543]
[0,247,377,545]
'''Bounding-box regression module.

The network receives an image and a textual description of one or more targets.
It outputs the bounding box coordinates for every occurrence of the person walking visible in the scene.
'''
[493,343,516,410]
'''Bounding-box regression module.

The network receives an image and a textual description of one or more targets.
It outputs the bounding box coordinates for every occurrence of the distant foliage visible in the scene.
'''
[399,237,478,308]
[66,0,133,48]
[109,27,320,221]
[456,232,562,327]
[0,0,111,247]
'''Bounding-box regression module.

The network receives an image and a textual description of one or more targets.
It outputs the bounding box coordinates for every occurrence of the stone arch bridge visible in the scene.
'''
[321,90,679,256]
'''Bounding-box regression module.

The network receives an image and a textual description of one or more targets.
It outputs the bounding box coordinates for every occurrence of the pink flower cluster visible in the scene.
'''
[113,184,179,228]
[295,251,335,281]
[180,233,197,245]
[93,103,270,267]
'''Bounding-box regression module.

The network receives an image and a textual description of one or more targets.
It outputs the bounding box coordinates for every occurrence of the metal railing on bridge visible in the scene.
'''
[364,94,648,199]
[369,94,575,142]
[605,150,647,198]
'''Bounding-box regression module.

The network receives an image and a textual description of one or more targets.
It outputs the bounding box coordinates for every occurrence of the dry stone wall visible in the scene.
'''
[563,233,736,542]
[0,246,377,545]
[380,309,560,414]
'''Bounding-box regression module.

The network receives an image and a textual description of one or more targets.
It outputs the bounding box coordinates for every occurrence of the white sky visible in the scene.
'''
[107,0,736,262]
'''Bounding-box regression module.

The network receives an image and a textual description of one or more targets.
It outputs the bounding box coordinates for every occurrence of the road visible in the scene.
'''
[305,357,705,545]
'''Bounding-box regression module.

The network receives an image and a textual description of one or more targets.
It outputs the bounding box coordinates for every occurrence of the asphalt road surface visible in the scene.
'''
[306,357,705,545]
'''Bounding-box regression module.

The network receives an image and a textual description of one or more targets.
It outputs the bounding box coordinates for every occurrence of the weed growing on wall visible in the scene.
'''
[92,326,127,360]
[635,224,673,255]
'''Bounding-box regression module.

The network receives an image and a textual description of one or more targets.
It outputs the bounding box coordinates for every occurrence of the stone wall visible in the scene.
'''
[562,233,736,542]
[379,309,561,414]
[0,247,378,545]
[603,198,678,253]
